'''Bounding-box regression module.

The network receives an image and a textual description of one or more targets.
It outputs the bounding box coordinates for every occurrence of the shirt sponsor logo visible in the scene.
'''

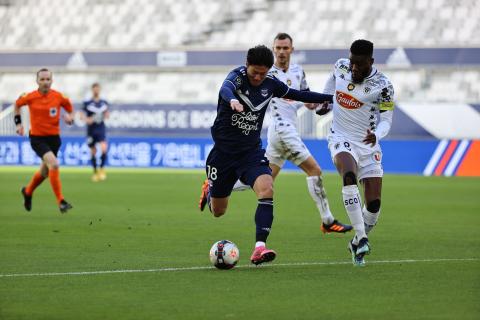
[231,111,259,135]
[335,91,364,109]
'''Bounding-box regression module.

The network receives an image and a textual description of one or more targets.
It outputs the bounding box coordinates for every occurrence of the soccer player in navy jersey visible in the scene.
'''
[82,83,109,182]
[198,45,333,265]
[233,33,352,235]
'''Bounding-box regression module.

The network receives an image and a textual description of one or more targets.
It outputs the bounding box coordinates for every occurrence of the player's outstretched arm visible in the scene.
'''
[282,88,333,104]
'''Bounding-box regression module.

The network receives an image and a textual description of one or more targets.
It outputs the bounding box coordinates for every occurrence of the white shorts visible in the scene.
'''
[327,132,383,180]
[266,123,311,167]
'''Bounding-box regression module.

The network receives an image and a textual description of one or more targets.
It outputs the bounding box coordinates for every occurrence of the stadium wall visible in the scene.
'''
[1,48,479,69]
[1,136,478,177]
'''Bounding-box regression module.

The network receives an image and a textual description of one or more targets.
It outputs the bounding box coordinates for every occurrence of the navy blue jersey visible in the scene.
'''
[211,66,333,154]
[83,98,109,132]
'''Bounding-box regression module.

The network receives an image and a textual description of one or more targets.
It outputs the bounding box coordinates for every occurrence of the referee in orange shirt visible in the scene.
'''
[14,68,74,213]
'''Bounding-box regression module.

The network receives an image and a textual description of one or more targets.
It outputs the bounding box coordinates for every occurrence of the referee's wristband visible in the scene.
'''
[14,115,22,125]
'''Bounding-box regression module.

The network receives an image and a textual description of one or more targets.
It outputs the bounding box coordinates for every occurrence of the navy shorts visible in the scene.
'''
[205,146,271,198]
[30,135,61,158]
[87,130,106,147]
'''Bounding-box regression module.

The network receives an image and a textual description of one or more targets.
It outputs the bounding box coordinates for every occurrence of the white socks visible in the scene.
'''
[233,179,251,192]
[363,205,380,234]
[342,185,366,244]
[306,176,334,225]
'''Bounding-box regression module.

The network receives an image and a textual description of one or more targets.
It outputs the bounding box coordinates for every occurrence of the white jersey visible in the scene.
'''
[269,63,309,126]
[324,58,395,142]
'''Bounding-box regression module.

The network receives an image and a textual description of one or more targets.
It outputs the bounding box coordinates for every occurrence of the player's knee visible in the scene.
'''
[257,184,273,199]
[213,211,225,218]
[210,201,227,217]
[212,207,226,217]
[48,162,60,170]
[367,199,381,213]
[343,171,357,186]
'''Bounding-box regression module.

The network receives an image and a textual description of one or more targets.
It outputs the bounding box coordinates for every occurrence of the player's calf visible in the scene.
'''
[363,199,381,234]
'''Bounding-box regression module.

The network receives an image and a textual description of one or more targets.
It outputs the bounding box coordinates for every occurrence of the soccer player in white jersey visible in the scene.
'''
[233,33,352,234]
[318,39,394,266]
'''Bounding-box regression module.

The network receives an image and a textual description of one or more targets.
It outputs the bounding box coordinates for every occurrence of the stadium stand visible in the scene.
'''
[0,0,479,49]
[0,0,479,136]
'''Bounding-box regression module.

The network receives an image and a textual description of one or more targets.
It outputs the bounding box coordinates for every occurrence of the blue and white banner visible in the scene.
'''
[0,136,214,168]
[3,136,474,176]
[68,103,217,137]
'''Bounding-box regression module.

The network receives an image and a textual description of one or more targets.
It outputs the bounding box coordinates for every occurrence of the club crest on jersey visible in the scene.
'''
[261,89,269,97]
[49,107,57,117]
[347,83,355,91]
[372,151,382,162]
[336,91,364,109]
[287,79,292,86]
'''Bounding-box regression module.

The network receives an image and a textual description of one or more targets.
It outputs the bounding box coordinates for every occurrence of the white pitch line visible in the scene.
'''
[0,258,478,278]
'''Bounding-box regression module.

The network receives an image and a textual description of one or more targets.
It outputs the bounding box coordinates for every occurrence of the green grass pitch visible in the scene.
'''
[0,167,479,320]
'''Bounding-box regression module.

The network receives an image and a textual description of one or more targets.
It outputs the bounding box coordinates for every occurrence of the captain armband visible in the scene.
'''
[14,115,22,125]
[379,101,394,111]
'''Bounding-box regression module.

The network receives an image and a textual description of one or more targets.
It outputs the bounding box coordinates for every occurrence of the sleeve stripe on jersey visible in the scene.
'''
[225,79,237,88]
[279,87,290,98]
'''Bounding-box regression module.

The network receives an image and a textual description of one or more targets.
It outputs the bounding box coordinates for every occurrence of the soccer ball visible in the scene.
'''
[209,240,240,270]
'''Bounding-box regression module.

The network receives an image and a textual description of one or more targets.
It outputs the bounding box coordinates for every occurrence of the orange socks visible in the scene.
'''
[48,168,64,204]
[25,171,46,195]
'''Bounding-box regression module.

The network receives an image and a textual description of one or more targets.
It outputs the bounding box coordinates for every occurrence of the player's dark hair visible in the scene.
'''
[274,32,293,44]
[92,82,100,88]
[246,45,274,68]
[36,68,51,78]
[350,39,374,57]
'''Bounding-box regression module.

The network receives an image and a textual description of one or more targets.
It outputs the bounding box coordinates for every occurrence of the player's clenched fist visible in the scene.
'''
[15,124,24,136]
[63,113,74,125]
[362,129,377,147]
[230,99,244,112]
